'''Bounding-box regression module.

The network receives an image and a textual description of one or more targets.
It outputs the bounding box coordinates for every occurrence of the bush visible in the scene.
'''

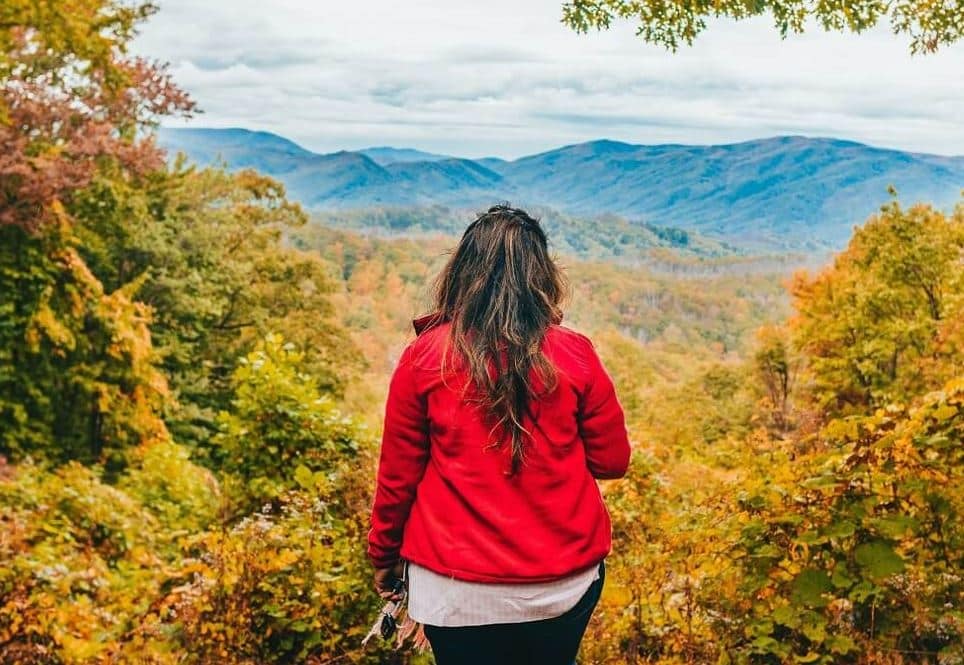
[214,334,363,516]
[144,491,388,664]
[729,378,964,663]
[0,462,168,663]
[119,440,221,534]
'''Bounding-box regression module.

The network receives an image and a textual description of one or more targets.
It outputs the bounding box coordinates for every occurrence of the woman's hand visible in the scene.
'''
[373,560,406,601]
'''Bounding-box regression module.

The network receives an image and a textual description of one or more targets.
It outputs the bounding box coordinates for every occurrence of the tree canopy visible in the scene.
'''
[561,0,964,53]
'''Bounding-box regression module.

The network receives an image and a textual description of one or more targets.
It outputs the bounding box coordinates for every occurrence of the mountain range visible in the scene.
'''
[157,127,964,246]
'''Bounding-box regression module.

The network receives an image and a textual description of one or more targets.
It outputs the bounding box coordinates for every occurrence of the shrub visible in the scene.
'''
[214,334,363,516]
[0,462,168,663]
[146,491,390,664]
[730,378,964,663]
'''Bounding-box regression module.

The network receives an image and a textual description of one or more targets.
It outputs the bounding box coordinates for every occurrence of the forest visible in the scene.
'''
[1,1,962,664]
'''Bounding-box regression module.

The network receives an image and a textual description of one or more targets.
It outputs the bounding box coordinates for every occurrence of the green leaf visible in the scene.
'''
[750,544,783,559]
[869,515,918,539]
[792,569,832,608]
[771,514,804,526]
[293,464,313,490]
[931,404,957,422]
[823,520,855,539]
[800,616,826,643]
[772,605,800,628]
[830,568,854,589]
[849,580,879,603]
[854,541,905,579]
[797,530,827,545]
[828,634,857,654]
[799,474,839,489]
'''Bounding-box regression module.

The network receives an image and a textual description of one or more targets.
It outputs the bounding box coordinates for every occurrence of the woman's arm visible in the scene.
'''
[577,339,631,480]
[367,344,431,569]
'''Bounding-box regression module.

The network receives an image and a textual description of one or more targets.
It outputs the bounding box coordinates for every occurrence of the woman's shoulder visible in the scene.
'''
[544,325,601,377]
[399,319,451,370]
[546,324,596,351]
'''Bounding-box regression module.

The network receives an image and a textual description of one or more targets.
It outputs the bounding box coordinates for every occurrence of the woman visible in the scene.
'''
[368,204,630,664]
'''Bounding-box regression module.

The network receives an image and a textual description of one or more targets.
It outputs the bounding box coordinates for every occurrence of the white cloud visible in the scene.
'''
[133,0,964,158]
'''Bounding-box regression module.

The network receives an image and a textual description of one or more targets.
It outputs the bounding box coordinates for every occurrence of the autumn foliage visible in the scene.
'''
[1,1,963,664]
[0,0,193,232]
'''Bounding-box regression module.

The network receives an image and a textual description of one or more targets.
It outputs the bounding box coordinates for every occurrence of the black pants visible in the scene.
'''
[423,561,605,665]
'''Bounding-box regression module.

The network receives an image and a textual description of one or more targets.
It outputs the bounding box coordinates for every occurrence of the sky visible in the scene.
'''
[133,0,964,159]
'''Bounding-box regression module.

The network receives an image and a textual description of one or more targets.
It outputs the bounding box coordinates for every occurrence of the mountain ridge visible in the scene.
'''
[157,127,964,246]
[358,146,453,164]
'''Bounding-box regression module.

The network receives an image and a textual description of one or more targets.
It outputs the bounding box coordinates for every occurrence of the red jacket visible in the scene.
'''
[367,316,631,583]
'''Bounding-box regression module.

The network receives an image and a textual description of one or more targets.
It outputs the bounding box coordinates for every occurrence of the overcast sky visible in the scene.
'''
[133,0,964,159]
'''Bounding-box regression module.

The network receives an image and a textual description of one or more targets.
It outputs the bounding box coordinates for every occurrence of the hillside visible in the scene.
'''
[308,205,754,259]
[158,127,964,246]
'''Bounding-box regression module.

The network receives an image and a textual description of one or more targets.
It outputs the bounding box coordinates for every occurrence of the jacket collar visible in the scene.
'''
[413,312,446,336]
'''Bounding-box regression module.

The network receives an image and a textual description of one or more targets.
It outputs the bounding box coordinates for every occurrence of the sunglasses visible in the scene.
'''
[363,578,407,645]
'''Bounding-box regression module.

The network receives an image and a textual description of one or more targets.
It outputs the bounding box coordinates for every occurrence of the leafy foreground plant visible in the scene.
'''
[0,332,402,664]
[729,376,964,663]
[0,449,406,664]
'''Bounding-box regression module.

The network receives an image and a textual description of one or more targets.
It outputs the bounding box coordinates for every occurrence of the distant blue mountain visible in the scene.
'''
[157,127,964,246]
[358,146,452,165]
[159,127,311,164]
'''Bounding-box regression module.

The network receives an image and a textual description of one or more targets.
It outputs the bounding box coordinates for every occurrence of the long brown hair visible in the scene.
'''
[432,204,568,475]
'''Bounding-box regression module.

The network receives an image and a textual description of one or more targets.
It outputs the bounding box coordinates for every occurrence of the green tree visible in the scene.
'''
[790,199,964,416]
[0,215,170,467]
[0,0,191,466]
[753,324,798,437]
[69,161,359,450]
[730,376,964,662]
[561,0,964,53]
